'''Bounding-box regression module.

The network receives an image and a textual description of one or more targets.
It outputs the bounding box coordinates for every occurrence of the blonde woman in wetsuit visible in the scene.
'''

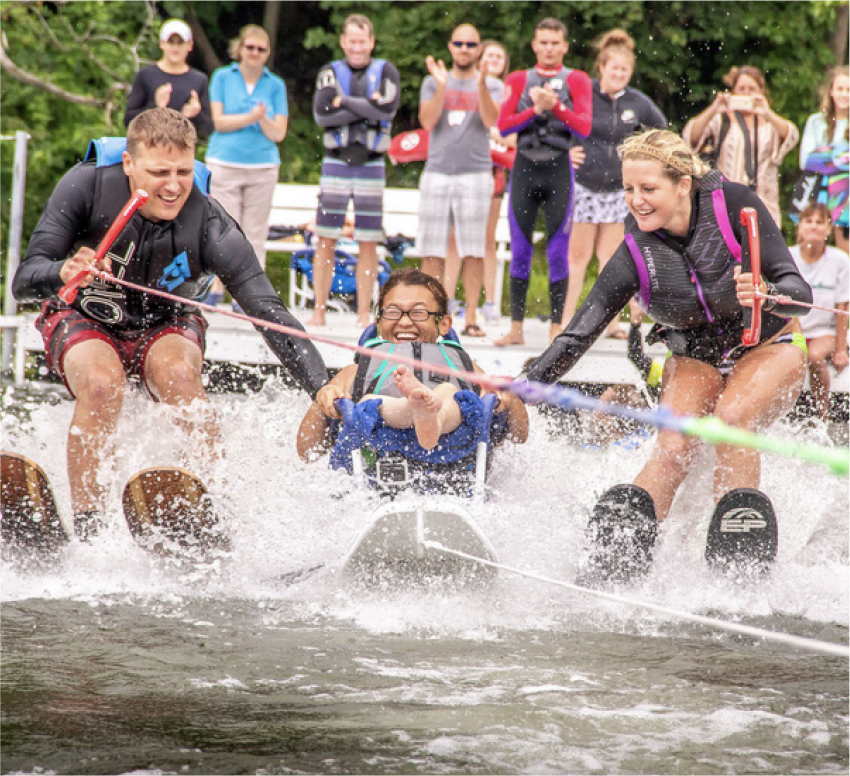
[524,129,812,587]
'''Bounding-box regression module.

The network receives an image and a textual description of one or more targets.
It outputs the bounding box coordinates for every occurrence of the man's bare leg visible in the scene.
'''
[63,339,127,536]
[461,255,485,332]
[144,334,222,470]
[307,236,337,326]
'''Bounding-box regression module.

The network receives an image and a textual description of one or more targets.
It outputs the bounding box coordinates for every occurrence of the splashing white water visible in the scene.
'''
[2,379,848,637]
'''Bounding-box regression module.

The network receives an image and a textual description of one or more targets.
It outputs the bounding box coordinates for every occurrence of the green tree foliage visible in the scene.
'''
[2,0,846,269]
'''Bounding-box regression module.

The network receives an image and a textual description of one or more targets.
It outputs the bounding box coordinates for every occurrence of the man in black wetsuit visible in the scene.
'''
[13,108,329,539]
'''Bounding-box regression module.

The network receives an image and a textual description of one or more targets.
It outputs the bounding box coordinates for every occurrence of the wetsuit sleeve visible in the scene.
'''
[550,69,592,139]
[523,248,640,384]
[338,62,401,122]
[638,94,667,130]
[722,182,813,316]
[497,71,533,137]
[313,64,348,128]
[203,204,330,397]
[124,69,152,128]
[12,164,95,303]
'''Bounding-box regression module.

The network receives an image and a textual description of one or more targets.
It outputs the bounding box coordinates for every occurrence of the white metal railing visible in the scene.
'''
[2,131,29,384]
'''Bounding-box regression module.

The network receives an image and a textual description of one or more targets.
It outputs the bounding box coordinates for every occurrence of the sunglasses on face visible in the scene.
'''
[244,44,268,53]
[451,41,479,49]
[378,308,442,322]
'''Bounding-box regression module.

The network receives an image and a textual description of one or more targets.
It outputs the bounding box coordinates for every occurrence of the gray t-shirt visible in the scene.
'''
[420,73,504,174]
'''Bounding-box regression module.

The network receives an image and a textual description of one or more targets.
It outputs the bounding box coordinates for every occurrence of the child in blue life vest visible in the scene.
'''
[297,269,528,462]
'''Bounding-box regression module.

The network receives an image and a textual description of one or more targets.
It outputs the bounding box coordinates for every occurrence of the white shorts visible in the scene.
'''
[416,170,494,259]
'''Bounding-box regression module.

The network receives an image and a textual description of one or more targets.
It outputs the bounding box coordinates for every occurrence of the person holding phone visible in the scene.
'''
[683,65,798,227]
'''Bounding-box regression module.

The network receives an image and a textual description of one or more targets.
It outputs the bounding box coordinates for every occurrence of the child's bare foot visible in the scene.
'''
[394,366,442,449]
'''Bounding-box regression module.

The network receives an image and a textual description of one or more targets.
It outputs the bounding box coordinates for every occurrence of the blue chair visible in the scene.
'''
[332,393,500,500]
[289,247,392,314]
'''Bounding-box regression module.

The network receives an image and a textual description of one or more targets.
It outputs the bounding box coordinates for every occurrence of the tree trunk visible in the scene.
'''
[829,4,848,65]
[184,5,221,75]
[263,1,282,70]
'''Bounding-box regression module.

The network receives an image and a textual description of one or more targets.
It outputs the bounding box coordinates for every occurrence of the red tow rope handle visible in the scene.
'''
[740,206,762,347]
[58,189,149,304]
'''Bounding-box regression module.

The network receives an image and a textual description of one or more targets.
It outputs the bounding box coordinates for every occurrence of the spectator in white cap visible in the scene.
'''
[124,18,212,138]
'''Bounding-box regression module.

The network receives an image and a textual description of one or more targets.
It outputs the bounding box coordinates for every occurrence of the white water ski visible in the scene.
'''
[341,499,497,589]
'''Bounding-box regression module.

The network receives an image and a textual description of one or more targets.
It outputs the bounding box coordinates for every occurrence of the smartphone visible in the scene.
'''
[728,95,754,111]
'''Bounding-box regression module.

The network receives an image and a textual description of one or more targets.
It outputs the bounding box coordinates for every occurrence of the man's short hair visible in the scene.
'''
[126,107,197,156]
[342,14,373,38]
[535,17,567,38]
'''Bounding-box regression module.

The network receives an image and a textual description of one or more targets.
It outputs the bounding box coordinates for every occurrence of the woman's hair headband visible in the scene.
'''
[622,142,693,176]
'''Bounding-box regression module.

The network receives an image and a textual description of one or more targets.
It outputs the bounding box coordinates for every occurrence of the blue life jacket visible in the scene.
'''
[324,59,391,153]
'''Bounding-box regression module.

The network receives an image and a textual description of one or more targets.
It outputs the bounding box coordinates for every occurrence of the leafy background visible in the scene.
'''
[2,0,847,315]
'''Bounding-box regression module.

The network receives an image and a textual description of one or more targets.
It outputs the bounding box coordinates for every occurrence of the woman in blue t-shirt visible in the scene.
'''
[205,25,287,304]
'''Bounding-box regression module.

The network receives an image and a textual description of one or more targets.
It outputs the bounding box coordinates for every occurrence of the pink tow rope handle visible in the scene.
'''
[58,189,149,304]
[740,207,762,347]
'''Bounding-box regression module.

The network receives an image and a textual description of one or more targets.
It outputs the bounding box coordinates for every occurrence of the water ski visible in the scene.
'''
[122,467,227,557]
[705,488,778,578]
[576,484,658,589]
[1,451,69,568]
[342,499,497,590]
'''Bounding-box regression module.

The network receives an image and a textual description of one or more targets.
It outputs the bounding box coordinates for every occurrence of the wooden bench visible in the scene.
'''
[264,183,514,313]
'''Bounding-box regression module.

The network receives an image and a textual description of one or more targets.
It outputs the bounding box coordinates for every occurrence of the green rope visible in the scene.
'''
[684,417,849,476]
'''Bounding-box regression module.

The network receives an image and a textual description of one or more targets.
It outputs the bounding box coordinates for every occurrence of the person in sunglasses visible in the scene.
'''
[204,24,287,307]
[297,269,528,463]
[415,24,503,340]
[309,14,401,328]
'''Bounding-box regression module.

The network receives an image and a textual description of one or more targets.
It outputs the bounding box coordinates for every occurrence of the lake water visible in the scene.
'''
[2,379,848,775]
